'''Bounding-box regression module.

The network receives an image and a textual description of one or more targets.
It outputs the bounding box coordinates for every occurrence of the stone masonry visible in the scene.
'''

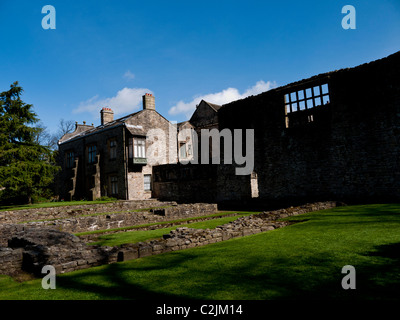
[58,93,179,201]
[0,200,175,224]
[1,227,119,276]
[152,51,400,205]
[218,51,400,204]
[0,201,337,277]
[0,201,218,245]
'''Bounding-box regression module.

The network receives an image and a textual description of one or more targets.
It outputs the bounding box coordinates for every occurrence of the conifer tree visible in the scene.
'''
[0,82,59,204]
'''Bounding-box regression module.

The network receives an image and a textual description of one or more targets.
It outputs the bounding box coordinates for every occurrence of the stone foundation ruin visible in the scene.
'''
[0,200,338,278]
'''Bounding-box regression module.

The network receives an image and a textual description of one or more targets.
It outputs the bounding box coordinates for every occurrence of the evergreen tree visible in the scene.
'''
[0,82,59,204]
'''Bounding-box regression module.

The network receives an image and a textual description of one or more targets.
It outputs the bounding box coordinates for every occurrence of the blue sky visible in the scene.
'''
[1,0,400,134]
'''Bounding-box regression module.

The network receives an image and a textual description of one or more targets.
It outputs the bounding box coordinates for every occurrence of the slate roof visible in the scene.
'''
[58,110,145,145]
[203,101,222,112]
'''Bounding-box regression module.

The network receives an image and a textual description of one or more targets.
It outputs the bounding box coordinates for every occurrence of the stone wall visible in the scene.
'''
[189,100,220,132]
[125,110,176,200]
[0,224,25,246]
[218,51,400,204]
[152,163,253,202]
[0,247,23,276]
[19,203,218,234]
[114,201,338,261]
[58,124,126,201]
[152,164,219,202]
[78,212,240,243]
[0,201,337,277]
[0,202,218,244]
[1,228,119,276]
[152,52,400,205]
[58,98,178,202]
[0,200,176,224]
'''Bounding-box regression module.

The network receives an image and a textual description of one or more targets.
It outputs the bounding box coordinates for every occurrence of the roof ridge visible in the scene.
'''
[203,100,222,111]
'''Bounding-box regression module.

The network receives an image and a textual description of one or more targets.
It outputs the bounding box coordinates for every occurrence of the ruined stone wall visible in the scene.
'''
[0,202,218,244]
[18,203,218,234]
[152,163,219,202]
[0,224,25,246]
[0,247,23,276]
[110,201,339,262]
[218,51,400,203]
[0,228,119,276]
[152,162,254,203]
[216,164,252,201]
[0,202,218,276]
[0,200,174,225]
[0,201,337,277]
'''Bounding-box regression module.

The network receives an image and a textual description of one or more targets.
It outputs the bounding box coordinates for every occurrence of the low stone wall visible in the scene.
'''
[0,202,219,274]
[117,201,338,260]
[16,203,218,234]
[1,228,119,276]
[79,212,239,243]
[0,247,24,276]
[0,201,338,277]
[0,199,177,224]
[0,224,25,247]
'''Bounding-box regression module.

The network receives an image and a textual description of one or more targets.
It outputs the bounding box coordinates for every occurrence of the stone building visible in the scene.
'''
[58,94,183,201]
[220,50,400,204]
[189,100,221,133]
[59,51,400,205]
[190,100,221,160]
[177,120,195,163]
[154,50,400,205]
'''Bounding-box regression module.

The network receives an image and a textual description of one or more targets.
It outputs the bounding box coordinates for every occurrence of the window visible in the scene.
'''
[285,83,330,114]
[134,138,146,158]
[88,145,97,164]
[66,151,74,168]
[284,82,330,128]
[128,138,133,158]
[109,140,117,160]
[179,143,187,159]
[144,174,151,191]
[111,176,118,195]
[129,138,146,158]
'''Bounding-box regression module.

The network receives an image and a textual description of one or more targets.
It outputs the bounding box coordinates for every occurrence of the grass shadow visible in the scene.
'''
[55,254,194,300]
[335,242,400,301]
[367,242,400,261]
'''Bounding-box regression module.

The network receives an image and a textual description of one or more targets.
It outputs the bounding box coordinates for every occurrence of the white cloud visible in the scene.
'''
[168,80,276,119]
[123,70,135,80]
[73,87,152,116]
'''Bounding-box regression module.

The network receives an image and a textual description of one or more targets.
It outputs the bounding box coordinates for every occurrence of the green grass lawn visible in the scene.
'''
[1,204,400,300]
[88,212,256,246]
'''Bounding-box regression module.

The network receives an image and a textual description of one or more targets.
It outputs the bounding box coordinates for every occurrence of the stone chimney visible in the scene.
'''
[143,93,155,110]
[100,107,114,125]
